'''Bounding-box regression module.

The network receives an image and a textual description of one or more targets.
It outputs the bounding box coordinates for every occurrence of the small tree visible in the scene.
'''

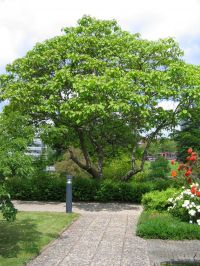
[149,156,171,179]
[0,111,34,220]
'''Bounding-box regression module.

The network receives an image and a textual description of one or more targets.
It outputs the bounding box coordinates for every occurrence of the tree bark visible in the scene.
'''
[122,121,169,181]
[68,148,100,179]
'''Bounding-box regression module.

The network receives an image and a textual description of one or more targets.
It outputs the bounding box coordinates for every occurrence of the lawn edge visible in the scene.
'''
[24,212,80,266]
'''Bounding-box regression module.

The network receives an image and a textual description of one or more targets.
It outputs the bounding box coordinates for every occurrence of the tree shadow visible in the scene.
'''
[72,202,141,212]
[0,217,41,258]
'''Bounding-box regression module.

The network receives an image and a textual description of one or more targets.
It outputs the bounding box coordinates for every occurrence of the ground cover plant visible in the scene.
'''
[137,210,200,240]
[0,211,78,266]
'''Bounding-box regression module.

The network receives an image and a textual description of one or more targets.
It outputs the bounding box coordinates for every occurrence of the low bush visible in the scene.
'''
[136,210,200,240]
[141,188,179,211]
[72,177,99,201]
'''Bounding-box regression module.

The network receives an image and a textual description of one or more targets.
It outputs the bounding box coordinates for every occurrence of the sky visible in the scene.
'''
[0,0,200,111]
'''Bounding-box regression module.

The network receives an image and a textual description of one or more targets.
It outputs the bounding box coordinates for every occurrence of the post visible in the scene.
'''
[66,175,72,213]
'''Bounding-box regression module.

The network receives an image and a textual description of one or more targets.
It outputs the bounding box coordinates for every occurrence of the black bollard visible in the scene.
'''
[66,175,72,213]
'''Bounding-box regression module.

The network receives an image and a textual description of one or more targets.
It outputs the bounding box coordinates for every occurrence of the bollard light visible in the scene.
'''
[66,175,72,213]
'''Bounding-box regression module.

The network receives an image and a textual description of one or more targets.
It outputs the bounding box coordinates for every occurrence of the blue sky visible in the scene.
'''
[1,0,200,74]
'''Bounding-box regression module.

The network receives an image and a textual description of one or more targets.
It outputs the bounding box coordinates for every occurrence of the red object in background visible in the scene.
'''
[185,170,192,176]
[171,170,177,177]
[189,155,197,161]
[171,160,175,165]
[187,177,192,184]
[191,186,196,194]
[196,191,200,197]
[188,148,193,154]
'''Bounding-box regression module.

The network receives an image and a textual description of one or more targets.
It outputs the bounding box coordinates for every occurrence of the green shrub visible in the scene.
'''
[137,210,200,240]
[103,153,131,180]
[6,173,171,203]
[142,188,179,211]
[72,177,99,201]
[149,156,171,179]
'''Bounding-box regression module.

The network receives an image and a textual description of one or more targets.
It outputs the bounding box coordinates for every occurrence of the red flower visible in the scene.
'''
[191,186,196,194]
[196,191,200,197]
[187,177,192,184]
[185,170,192,176]
[178,163,184,171]
[171,160,175,165]
[186,156,191,161]
[188,148,193,154]
[189,156,197,161]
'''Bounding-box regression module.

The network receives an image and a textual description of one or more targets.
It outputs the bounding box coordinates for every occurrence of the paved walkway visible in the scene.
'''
[14,201,200,266]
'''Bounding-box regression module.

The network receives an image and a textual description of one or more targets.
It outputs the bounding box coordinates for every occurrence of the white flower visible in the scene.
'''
[197,219,200,226]
[189,220,193,224]
[191,195,195,198]
[182,200,190,208]
[189,209,196,216]
[168,206,173,211]
[168,198,173,203]
[190,202,196,208]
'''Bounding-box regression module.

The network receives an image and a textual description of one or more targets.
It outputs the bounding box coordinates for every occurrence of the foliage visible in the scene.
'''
[0,186,17,221]
[0,211,78,266]
[173,108,200,161]
[170,147,199,185]
[72,177,99,201]
[136,210,200,240]
[0,112,34,180]
[0,112,35,221]
[142,188,179,211]
[6,174,156,203]
[149,156,171,178]
[1,16,200,179]
[6,173,66,202]
[148,138,177,155]
[102,153,131,180]
[55,148,90,177]
[168,184,200,224]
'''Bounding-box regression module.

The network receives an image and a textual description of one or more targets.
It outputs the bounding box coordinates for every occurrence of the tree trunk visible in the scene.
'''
[68,148,100,179]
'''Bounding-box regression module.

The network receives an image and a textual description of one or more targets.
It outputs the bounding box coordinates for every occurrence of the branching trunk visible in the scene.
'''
[68,128,101,179]
[122,121,168,181]
[68,148,100,179]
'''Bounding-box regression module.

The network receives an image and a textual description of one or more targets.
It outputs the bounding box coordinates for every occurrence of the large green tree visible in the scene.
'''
[0,16,200,180]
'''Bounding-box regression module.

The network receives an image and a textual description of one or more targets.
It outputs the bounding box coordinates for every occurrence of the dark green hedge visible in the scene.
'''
[5,174,175,203]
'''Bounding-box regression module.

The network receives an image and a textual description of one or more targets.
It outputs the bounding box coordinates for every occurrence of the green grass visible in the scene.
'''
[0,211,78,266]
[137,210,200,240]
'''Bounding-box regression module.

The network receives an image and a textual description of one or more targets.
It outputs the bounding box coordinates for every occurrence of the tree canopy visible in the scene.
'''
[1,16,200,179]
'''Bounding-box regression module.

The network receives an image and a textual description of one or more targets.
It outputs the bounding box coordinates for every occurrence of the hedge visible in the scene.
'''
[5,174,175,203]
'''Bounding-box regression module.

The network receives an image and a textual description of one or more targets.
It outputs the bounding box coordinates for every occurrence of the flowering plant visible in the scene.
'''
[170,147,199,185]
[168,183,200,225]
[168,148,200,225]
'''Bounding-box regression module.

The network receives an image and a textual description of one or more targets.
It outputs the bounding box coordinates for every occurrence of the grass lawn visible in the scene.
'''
[0,211,78,266]
[137,210,200,240]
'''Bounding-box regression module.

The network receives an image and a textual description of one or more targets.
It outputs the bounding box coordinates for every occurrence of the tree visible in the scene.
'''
[0,111,34,220]
[173,108,200,161]
[0,16,200,180]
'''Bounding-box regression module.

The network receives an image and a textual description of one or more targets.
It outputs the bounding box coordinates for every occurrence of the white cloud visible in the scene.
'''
[0,0,200,69]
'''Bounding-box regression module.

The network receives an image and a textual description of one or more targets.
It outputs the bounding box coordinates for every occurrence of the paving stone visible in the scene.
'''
[15,200,200,266]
